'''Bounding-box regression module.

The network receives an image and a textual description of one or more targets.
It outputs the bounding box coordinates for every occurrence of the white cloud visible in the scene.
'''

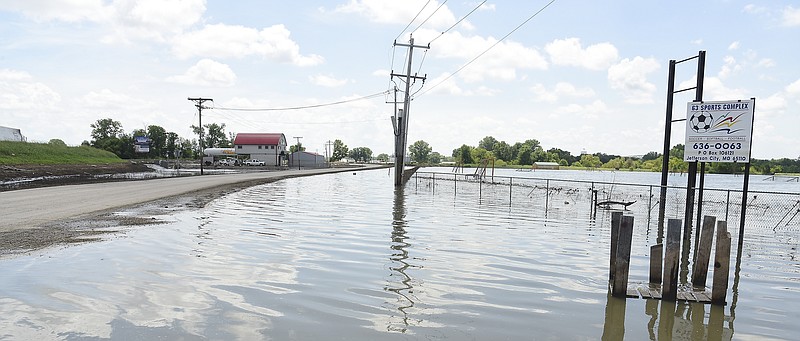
[757,58,776,68]
[531,82,595,102]
[428,30,547,82]
[728,41,740,50]
[551,100,609,120]
[782,6,800,26]
[607,57,660,104]
[2,0,205,43]
[690,39,703,45]
[166,59,237,87]
[171,24,324,66]
[0,0,111,22]
[0,69,61,110]
[743,4,768,15]
[787,78,800,95]
[309,74,349,87]
[545,38,619,71]
[81,89,134,109]
[333,0,457,29]
[718,55,742,79]
[104,0,206,43]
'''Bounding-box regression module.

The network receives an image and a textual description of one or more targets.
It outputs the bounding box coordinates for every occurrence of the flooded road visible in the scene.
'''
[0,169,797,339]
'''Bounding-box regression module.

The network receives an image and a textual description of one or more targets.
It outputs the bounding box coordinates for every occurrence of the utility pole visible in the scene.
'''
[325,140,333,167]
[188,97,213,175]
[293,136,303,170]
[390,35,428,186]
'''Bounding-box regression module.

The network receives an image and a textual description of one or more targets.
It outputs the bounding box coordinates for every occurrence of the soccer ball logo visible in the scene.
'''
[690,111,714,133]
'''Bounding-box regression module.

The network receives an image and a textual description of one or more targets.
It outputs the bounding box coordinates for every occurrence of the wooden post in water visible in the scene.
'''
[712,221,731,305]
[649,244,663,284]
[609,212,623,285]
[662,219,682,301]
[692,215,717,287]
[612,215,634,297]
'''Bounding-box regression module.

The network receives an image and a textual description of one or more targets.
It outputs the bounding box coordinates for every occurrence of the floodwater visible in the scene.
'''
[1,168,798,340]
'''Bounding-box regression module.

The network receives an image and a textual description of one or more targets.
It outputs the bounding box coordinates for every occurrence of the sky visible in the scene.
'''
[1,0,799,160]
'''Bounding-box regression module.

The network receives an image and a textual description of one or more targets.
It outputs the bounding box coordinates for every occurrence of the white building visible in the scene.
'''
[233,133,288,166]
[0,126,25,142]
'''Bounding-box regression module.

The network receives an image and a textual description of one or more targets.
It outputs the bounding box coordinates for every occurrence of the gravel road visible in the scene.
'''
[1,166,380,233]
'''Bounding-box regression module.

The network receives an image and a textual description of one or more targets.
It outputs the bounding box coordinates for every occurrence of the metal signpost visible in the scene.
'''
[684,98,756,265]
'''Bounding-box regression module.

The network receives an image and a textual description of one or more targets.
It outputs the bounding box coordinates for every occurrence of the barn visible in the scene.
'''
[233,133,288,166]
[0,126,25,142]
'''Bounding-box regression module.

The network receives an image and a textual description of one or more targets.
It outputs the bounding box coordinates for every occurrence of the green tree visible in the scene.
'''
[376,153,390,162]
[331,139,348,161]
[493,141,513,161]
[471,147,494,163]
[90,118,126,157]
[349,147,373,162]
[191,122,231,150]
[48,139,67,147]
[641,151,661,161]
[165,132,179,159]
[147,125,167,158]
[547,148,576,165]
[516,144,533,165]
[579,154,602,168]
[408,140,432,164]
[478,136,499,151]
[290,143,305,153]
[452,144,474,164]
[669,144,684,159]
[429,151,442,165]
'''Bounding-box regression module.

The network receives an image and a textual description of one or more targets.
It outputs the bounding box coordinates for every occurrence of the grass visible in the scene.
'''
[0,141,124,165]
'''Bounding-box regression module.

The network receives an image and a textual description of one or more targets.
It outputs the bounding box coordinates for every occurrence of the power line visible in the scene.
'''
[211,90,388,111]
[418,0,558,97]
[394,0,432,41]
[411,0,449,34]
[429,0,486,45]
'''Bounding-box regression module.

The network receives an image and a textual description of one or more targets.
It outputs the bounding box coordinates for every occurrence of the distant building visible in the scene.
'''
[533,162,560,170]
[289,151,327,168]
[0,126,25,142]
[233,133,288,166]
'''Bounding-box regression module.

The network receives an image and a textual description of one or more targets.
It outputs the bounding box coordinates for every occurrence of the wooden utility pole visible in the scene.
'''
[390,36,428,186]
[293,136,303,170]
[188,97,213,175]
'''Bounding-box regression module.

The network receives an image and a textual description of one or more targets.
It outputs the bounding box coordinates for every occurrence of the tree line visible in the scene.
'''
[405,135,800,174]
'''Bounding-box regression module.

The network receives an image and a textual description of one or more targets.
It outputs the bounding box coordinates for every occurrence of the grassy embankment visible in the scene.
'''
[0,141,124,165]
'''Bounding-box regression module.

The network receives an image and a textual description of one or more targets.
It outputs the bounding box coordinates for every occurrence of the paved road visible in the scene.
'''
[0,166,381,232]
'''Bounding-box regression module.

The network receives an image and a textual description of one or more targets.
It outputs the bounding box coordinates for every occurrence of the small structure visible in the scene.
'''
[289,151,326,168]
[0,126,25,142]
[233,133,287,166]
[533,162,560,170]
[134,136,151,153]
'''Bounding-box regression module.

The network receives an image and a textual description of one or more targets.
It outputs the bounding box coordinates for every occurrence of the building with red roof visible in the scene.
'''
[233,133,288,166]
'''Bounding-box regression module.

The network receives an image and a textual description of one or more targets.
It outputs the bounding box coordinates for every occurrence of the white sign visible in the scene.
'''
[685,99,754,163]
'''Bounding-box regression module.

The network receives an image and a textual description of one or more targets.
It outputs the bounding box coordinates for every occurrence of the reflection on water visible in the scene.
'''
[602,294,733,340]
[385,187,420,333]
[0,169,798,340]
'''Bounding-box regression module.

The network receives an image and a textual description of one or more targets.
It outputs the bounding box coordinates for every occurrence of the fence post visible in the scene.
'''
[609,212,623,285]
[650,244,663,284]
[663,219,682,301]
[509,178,513,206]
[692,215,717,288]
[612,215,634,297]
[712,221,731,305]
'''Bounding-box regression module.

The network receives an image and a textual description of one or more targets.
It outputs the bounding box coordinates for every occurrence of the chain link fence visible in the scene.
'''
[411,171,800,234]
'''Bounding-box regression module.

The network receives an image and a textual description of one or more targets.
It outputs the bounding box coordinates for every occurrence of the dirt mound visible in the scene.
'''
[1,162,154,191]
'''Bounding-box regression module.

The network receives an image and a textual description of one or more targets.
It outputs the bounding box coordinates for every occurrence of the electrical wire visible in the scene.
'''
[394,0,432,42]
[429,0,486,45]
[211,90,389,111]
[417,0,558,98]
[411,0,448,34]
